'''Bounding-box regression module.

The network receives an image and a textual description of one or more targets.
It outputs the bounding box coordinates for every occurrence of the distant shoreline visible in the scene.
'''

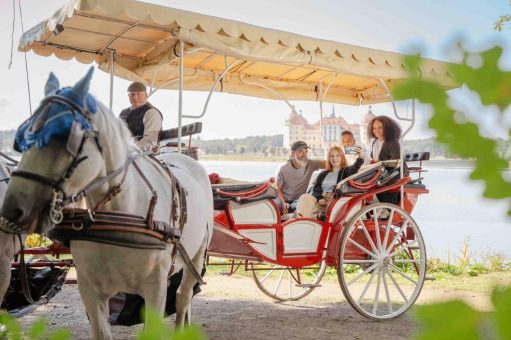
[198,154,510,169]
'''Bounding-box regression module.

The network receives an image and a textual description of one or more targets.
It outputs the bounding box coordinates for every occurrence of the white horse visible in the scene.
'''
[0,68,213,339]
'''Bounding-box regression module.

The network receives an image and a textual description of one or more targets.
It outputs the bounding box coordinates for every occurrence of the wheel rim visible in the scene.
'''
[252,260,327,301]
[338,203,426,320]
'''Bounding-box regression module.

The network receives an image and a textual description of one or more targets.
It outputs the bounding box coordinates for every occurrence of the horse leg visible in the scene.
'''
[77,283,112,340]
[140,278,168,322]
[0,233,19,302]
[175,239,207,327]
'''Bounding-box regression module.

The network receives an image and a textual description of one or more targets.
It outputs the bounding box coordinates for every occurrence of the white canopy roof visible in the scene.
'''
[19,0,457,105]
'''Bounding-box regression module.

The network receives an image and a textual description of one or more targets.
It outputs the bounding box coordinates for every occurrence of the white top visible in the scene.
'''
[321,170,339,193]
[371,139,384,161]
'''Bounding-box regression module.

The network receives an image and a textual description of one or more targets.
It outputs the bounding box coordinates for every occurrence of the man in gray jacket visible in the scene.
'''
[275,141,325,214]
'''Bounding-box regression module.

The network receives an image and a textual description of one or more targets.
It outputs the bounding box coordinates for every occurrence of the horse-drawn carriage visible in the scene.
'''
[208,154,430,319]
[1,0,457,335]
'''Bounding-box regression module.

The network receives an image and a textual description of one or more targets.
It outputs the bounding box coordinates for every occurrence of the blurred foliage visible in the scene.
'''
[414,287,511,339]
[414,300,482,339]
[137,308,205,340]
[392,47,511,215]
[492,286,511,339]
[0,307,204,339]
[0,312,71,339]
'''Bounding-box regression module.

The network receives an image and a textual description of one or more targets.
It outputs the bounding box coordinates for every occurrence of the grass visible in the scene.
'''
[25,235,511,289]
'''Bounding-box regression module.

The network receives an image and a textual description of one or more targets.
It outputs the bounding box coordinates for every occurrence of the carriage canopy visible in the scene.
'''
[19,0,457,105]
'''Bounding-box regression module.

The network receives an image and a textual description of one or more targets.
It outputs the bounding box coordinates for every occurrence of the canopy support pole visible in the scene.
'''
[318,75,336,158]
[238,76,295,112]
[148,70,199,97]
[377,79,416,208]
[183,56,235,119]
[399,98,416,208]
[178,39,184,153]
[108,50,115,110]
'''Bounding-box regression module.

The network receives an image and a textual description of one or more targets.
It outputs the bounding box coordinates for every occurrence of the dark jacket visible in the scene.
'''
[312,158,364,201]
[119,102,162,141]
[371,139,401,161]
[372,139,408,176]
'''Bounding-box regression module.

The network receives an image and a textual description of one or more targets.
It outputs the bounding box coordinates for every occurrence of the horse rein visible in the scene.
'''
[9,94,127,225]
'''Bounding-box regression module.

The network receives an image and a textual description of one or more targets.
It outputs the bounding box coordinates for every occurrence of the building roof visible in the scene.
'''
[286,110,309,127]
[322,116,351,130]
[362,106,376,125]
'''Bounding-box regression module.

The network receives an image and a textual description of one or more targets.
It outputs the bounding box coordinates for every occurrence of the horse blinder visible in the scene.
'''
[66,121,87,157]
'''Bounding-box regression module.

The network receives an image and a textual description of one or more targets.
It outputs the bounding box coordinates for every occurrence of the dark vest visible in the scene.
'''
[119,102,162,141]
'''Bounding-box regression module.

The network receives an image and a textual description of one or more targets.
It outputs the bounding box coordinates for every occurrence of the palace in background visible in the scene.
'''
[284,105,375,155]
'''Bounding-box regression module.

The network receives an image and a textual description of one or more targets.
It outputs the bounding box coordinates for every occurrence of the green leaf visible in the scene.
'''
[392,46,511,215]
[172,325,205,340]
[414,300,481,339]
[48,328,72,340]
[451,47,511,110]
[492,286,511,339]
[137,307,173,340]
[28,318,47,339]
[0,312,22,340]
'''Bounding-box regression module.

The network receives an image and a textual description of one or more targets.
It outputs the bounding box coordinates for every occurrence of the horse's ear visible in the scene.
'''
[73,67,94,98]
[45,72,60,96]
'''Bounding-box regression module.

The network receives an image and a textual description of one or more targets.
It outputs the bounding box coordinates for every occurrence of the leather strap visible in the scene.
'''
[11,170,59,188]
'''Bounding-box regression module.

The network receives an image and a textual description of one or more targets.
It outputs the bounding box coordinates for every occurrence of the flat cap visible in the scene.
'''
[127,81,147,92]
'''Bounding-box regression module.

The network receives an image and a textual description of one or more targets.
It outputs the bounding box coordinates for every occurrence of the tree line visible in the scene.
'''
[197,134,511,160]
[0,130,509,161]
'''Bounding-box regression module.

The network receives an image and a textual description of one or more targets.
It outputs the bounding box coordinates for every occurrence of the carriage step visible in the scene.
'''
[296,284,322,288]
[408,246,420,250]
[424,275,436,281]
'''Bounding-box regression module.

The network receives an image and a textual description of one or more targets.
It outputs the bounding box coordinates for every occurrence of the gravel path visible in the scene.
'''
[18,273,492,340]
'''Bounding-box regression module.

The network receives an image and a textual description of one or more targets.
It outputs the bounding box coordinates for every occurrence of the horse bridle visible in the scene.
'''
[8,94,134,228]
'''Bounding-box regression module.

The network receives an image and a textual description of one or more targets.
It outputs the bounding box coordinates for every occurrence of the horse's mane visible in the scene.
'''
[93,100,137,156]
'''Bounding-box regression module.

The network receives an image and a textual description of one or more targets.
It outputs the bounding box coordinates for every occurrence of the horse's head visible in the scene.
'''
[0,68,108,234]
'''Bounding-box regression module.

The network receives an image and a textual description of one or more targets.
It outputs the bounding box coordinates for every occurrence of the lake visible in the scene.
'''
[200,160,511,260]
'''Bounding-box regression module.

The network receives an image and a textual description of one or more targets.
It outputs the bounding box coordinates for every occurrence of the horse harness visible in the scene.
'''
[4,94,204,305]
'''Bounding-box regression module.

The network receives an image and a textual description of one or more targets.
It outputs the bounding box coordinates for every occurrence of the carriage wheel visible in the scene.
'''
[251,260,327,301]
[337,203,426,320]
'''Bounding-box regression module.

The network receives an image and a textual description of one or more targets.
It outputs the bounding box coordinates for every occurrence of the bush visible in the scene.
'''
[480,251,511,272]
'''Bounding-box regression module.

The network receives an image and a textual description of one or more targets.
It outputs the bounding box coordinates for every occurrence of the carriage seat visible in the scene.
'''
[211,180,277,209]
[159,122,202,160]
[405,152,430,162]
[336,161,400,195]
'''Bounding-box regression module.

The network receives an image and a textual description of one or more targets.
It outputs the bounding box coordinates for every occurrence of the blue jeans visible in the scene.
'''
[273,198,299,214]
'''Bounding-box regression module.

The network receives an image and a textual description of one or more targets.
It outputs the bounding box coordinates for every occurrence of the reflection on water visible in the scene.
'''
[200,160,511,259]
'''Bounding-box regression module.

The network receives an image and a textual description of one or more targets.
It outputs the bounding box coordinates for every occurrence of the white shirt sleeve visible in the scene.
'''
[136,108,162,152]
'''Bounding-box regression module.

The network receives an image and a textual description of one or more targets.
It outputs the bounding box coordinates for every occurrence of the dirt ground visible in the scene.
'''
[16,272,495,340]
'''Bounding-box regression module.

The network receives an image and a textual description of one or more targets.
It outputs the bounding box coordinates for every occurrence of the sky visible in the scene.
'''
[0,0,510,141]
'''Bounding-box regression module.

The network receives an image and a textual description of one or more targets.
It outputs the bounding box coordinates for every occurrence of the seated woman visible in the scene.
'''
[294,146,364,218]
[367,115,402,163]
[366,115,404,204]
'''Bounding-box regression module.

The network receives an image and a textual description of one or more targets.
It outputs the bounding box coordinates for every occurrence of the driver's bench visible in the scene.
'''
[158,122,202,160]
